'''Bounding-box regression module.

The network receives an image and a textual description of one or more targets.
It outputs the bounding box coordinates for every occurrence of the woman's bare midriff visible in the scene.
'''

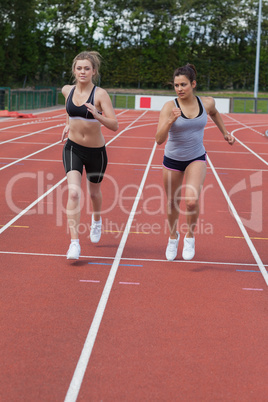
[68,119,105,148]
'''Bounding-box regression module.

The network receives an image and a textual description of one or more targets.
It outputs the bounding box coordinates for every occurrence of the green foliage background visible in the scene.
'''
[1,0,268,90]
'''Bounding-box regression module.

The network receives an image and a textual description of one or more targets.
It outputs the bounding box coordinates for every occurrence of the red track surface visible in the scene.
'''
[0,107,268,401]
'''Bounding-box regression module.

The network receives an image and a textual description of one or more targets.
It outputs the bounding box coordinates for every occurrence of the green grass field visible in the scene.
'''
[232,98,268,113]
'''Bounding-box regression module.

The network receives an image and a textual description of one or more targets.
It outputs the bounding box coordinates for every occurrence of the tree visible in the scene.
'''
[0,0,267,90]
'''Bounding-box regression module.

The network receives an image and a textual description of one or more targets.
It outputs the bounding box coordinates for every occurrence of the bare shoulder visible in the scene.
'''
[200,96,216,114]
[95,87,109,100]
[94,87,114,115]
[95,86,107,94]
[62,85,74,98]
[161,99,176,114]
[95,87,114,111]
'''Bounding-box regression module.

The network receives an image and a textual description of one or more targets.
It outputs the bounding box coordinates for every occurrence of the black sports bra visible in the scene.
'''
[175,96,203,119]
[66,85,102,121]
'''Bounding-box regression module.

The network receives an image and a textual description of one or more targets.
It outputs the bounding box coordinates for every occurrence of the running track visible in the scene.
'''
[0,107,268,401]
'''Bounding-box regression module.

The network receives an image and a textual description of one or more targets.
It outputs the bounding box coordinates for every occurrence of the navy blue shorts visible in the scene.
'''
[63,139,108,183]
[163,153,206,172]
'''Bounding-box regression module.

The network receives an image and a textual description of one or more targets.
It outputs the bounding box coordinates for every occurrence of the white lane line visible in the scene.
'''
[3,142,54,145]
[109,146,153,150]
[0,111,129,171]
[0,110,148,234]
[0,178,66,234]
[207,167,268,172]
[0,140,62,171]
[207,154,268,286]
[0,158,160,169]
[231,130,268,166]
[64,142,156,402]
[0,124,63,144]
[200,150,258,155]
[105,110,148,143]
[0,122,33,131]
[225,114,265,137]
[0,109,140,172]
[0,113,65,131]
[0,250,267,268]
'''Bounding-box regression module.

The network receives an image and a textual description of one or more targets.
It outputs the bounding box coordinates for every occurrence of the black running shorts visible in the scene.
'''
[63,139,108,183]
[163,153,206,172]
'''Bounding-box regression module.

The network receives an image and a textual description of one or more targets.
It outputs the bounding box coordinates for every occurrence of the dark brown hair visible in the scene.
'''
[173,64,197,83]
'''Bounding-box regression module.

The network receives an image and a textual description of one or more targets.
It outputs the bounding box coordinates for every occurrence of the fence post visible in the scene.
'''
[229,97,233,113]
[0,90,5,110]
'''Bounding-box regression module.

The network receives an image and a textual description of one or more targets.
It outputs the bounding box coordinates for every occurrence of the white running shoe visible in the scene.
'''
[165,232,180,261]
[90,216,102,243]
[67,242,81,260]
[182,236,195,260]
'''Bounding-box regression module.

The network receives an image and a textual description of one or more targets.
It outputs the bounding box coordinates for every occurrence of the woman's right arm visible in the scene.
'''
[155,102,181,145]
[61,85,72,142]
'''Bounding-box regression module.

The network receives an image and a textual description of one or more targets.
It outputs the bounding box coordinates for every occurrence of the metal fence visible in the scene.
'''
[109,94,135,109]
[2,88,268,114]
[9,89,54,111]
[0,87,9,110]
[0,87,56,111]
[108,94,268,113]
[230,97,268,113]
[57,91,136,109]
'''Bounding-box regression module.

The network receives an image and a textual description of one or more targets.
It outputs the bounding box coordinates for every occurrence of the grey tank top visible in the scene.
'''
[164,96,207,161]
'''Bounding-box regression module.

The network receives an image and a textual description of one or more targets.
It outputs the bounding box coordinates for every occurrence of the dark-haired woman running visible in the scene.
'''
[156,64,235,261]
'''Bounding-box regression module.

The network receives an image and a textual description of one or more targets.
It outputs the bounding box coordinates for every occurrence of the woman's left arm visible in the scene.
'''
[84,88,118,132]
[202,96,235,145]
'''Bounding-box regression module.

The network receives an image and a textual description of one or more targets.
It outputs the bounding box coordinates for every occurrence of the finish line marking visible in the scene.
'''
[0,250,267,268]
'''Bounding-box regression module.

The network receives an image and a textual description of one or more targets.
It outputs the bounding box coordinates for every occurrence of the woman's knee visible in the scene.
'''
[68,188,80,203]
[167,198,180,212]
[185,198,198,212]
[88,182,102,199]
[90,190,101,201]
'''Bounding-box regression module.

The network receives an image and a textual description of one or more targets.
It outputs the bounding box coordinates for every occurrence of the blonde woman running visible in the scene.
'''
[62,51,118,260]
